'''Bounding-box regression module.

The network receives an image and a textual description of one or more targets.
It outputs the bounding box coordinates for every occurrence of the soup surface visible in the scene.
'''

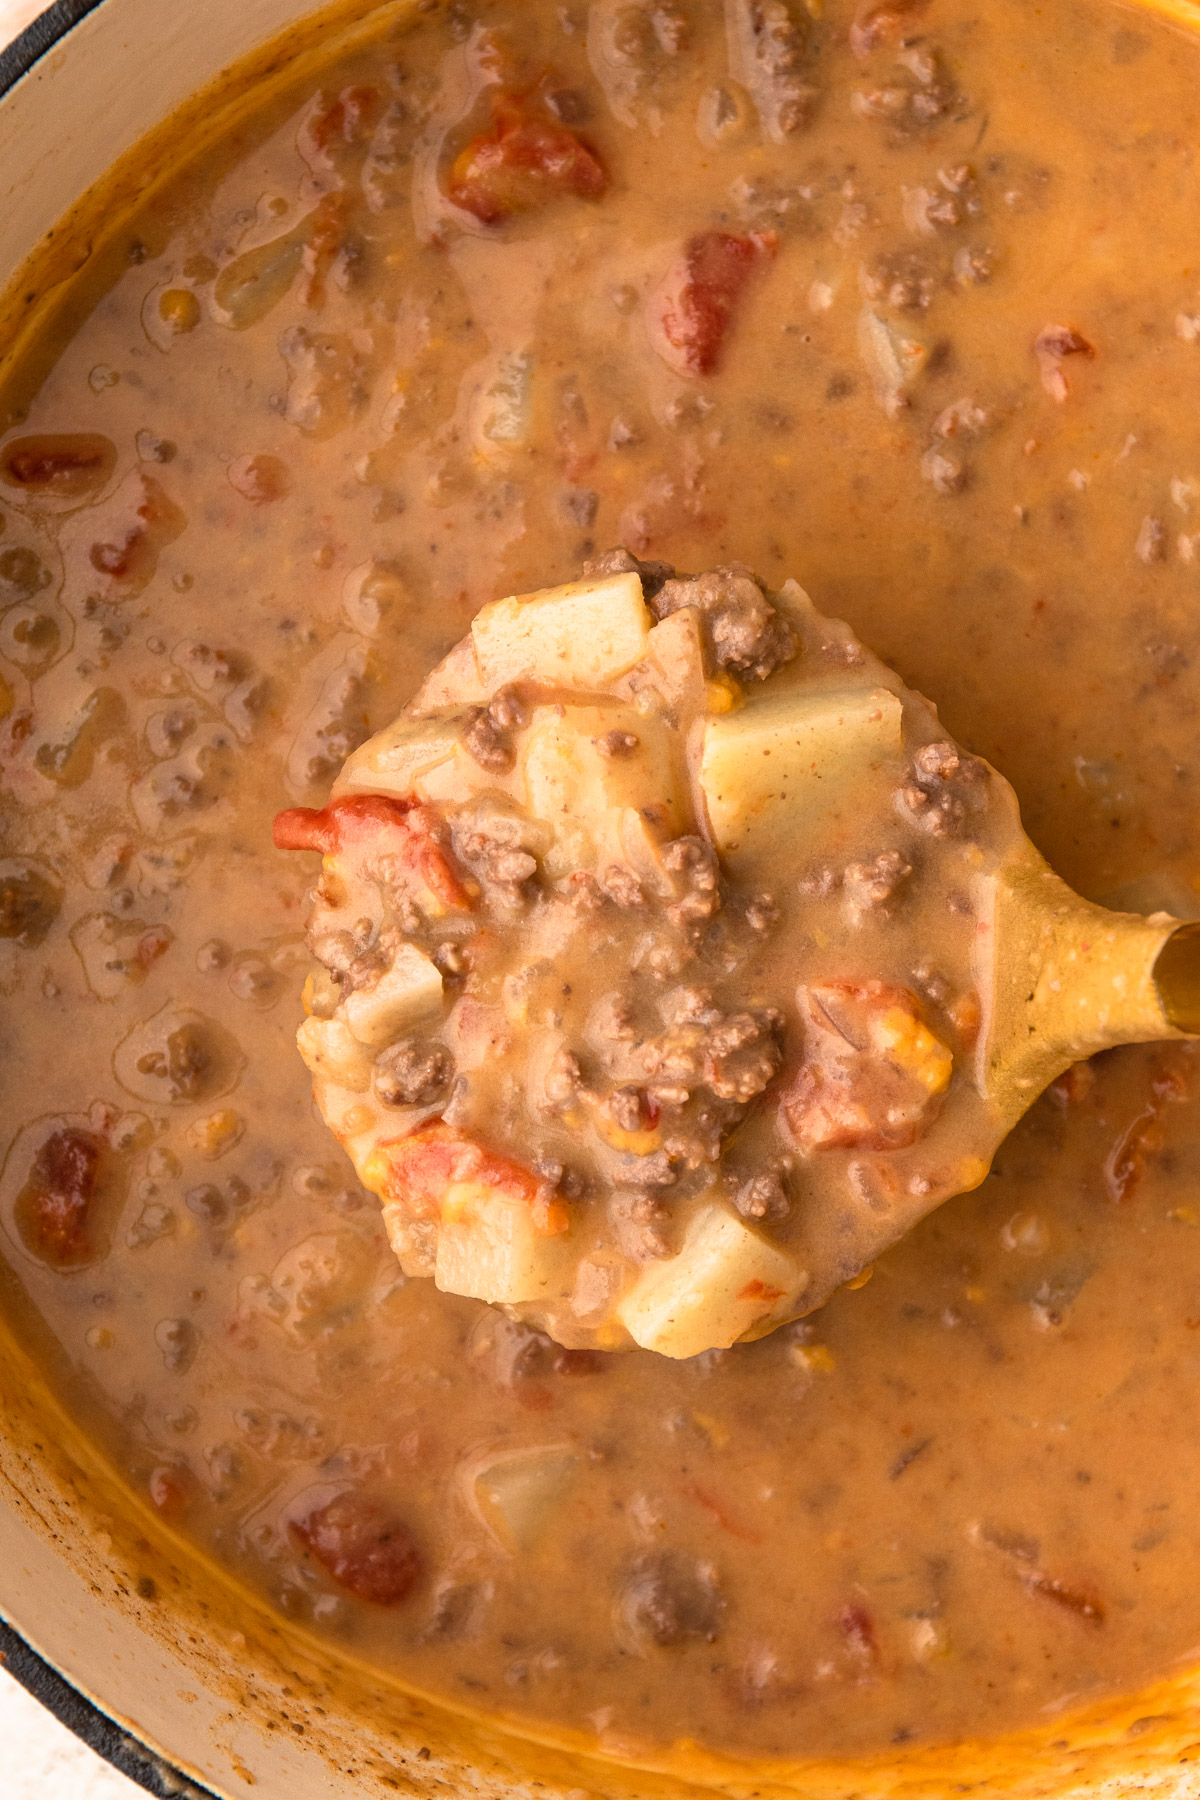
[4,0,1200,1763]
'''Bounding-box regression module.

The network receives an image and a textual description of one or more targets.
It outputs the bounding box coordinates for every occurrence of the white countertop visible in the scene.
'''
[1,2,142,1791]
[2,0,49,42]
[0,1673,145,1797]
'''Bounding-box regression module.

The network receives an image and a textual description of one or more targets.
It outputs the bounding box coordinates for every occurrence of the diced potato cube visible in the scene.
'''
[472,572,651,692]
[616,1203,805,1359]
[642,609,708,709]
[858,308,930,416]
[410,638,489,713]
[632,610,744,718]
[408,747,525,809]
[380,1204,436,1278]
[467,1446,579,1551]
[361,1123,570,1303]
[334,713,464,801]
[699,686,903,868]
[520,702,684,877]
[296,1016,374,1091]
[436,1199,573,1304]
[311,1091,393,1174]
[343,945,444,1048]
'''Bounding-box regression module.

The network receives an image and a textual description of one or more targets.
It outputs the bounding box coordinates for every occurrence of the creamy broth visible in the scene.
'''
[4,0,1200,1764]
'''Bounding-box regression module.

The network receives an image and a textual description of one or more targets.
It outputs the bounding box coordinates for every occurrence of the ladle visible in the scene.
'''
[977,854,1199,1130]
[282,561,1200,1353]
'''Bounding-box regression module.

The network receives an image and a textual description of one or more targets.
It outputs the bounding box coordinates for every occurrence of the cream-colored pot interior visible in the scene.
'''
[6,1,1200,1796]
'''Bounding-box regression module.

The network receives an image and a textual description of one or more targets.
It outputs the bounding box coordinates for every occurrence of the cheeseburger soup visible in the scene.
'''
[5,0,1200,1764]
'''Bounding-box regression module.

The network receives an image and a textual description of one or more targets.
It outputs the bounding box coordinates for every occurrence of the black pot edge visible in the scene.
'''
[0,6,229,1797]
[0,0,109,91]
[0,1613,221,1799]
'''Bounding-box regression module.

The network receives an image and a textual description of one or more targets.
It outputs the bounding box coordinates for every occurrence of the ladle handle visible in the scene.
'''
[1153,921,1200,1033]
[985,857,1194,1115]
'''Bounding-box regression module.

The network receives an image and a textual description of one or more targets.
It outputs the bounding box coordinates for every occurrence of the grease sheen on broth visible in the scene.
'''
[2,0,1200,1763]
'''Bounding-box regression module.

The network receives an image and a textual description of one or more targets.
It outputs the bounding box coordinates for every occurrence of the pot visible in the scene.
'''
[4,2,1200,1795]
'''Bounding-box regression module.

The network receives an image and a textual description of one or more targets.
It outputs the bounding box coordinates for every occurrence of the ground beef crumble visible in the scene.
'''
[652,563,796,681]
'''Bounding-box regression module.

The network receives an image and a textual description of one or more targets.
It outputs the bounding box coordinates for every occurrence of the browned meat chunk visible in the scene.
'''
[652,564,796,681]
[583,545,676,599]
[462,686,528,773]
[702,1008,784,1102]
[620,1553,723,1647]
[0,860,62,947]
[373,1038,453,1107]
[0,432,117,495]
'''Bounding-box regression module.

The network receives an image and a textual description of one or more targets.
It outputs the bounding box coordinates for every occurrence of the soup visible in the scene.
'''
[3,0,1200,1766]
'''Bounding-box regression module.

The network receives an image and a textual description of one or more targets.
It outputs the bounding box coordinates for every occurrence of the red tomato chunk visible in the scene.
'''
[274,794,473,912]
[88,473,185,586]
[448,95,608,223]
[305,83,382,154]
[647,231,775,377]
[16,1127,104,1267]
[291,1491,422,1605]
[366,1122,567,1235]
[0,433,116,495]
[784,980,951,1152]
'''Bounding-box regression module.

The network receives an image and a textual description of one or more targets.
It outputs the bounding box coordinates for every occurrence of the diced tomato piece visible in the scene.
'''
[1036,324,1095,360]
[365,1121,567,1235]
[15,1127,104,1267]
[1047,1062,1096,1108]
[299,193,349,308]
[274,794,473,912]
[783,980,952,1153]
[448,94,608,224]
[647,230,776,378]
[1,433,116,496]
[274,792,410,853]
[305,84,383,155]
[738,1277,786,1303]
[946,988,981,1047]
[148,1461,199,1518]
[1102,1047,1191,1201]
[88,473,186,587]
[291,1490,421,1606]
[136,926,173,967]
[838,1602,879,1666]
[227,453,290,504]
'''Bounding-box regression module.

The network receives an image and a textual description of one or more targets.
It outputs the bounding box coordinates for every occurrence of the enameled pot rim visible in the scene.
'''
[0,0,105,91]
[0,14,216,1790]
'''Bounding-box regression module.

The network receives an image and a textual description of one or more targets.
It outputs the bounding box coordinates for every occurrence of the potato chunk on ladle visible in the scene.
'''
[275,555,1199,1358]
